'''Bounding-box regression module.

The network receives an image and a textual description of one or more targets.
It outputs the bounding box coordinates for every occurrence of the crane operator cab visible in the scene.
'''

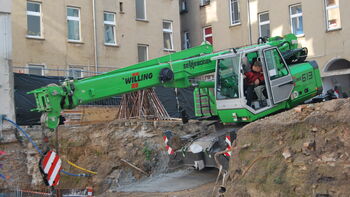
[213,45,295,123]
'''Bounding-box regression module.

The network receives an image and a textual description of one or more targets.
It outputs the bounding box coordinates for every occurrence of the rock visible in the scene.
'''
[282,149,292,159]
[294,106,305,113]
[242,143,251,149]
[321,153,337,162]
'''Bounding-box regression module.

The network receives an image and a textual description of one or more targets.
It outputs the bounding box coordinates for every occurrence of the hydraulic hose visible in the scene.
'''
[2,117,92,177]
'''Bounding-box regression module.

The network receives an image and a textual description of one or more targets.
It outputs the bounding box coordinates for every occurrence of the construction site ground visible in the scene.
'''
[1,98,350,196]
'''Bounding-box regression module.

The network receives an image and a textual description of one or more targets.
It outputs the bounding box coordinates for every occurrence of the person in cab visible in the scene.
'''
[244,60,266,108]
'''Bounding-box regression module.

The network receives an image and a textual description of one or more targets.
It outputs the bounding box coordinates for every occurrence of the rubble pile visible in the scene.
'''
[227,98,350,196]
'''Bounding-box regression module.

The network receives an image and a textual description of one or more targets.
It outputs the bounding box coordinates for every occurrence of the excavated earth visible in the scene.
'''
[226,98,350,197]
[0,119,216,195]
[1,98,350,197]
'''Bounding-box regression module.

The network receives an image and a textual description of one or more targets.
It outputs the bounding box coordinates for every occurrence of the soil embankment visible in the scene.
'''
[226,98,350,196]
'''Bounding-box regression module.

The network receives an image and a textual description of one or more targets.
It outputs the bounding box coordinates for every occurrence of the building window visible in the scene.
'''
[200,0,210,7]
[119,2,124,13]
[104,12,116,45]
[258,12,270,38]
[67,7,81,41]
[229,0,240,25]
[137,44,148,62]
[136,0,146,20]
[325,0,341,30]
[183,32,191,49]
[290,4,304,36]
[180,0,188,13]
[27,1,42,38]
[68,67,83,78]
[28,64,44,76]
[163,21,174,50]
[203,26,213,45]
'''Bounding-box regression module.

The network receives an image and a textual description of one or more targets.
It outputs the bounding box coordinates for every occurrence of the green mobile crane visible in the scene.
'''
[29,34,322,169]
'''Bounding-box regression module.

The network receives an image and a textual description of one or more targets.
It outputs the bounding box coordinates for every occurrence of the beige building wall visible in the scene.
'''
[12,0,181,76]
[96,0,181,71]
[181,0,350,95]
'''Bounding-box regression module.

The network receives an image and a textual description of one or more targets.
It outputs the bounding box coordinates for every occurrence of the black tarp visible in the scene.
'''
[14,73,65,126]
[14,73,195,126]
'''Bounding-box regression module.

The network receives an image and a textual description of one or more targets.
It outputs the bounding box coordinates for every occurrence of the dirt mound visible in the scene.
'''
[226,98,350,197]
[55,120,211,194]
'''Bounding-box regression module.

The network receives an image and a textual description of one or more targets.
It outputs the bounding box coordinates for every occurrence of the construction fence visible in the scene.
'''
[0,188,93,197]
[12,65,116,78]
[13,72,196,126]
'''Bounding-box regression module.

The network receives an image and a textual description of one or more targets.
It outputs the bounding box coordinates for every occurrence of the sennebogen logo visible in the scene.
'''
[184,59,211,69]
[124,72,153,84]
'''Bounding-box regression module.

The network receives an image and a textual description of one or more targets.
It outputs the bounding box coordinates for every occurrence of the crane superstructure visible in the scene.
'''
[29,34,322,131]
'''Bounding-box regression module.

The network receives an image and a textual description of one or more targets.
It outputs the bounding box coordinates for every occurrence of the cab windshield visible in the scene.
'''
[216,55,241,100]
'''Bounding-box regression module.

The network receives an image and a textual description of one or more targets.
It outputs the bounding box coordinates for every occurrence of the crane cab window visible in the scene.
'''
[264,48,289,80]
[216,55,241,100]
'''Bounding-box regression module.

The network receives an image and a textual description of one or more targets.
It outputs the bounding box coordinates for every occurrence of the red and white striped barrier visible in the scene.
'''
[40,150,62,186]
[163,135,174,155]
[87,187,93,197]
[224,135,232,157]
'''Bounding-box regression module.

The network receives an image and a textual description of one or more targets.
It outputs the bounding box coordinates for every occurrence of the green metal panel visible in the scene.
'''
[194,87,217,117]
[217,102,288,123]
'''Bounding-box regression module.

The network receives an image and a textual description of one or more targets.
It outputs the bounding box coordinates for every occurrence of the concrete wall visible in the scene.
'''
[11,0,181,76]
[0,0,15,129]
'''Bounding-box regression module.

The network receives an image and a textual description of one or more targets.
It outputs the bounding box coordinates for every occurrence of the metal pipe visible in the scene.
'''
[247,0,252,45]
[92,0,98,73]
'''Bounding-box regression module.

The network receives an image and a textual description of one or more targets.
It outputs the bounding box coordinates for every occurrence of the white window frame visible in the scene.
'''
[289,4,304,36]
[135,0,147,21]
[258,12,270,38]
[67,7,81,42]
[104,12,117,46]
[137,44,149,62]
[229,0,241,26]
[183,31,190,49]
[68,66,84,78]
[26,1,43,38]
[27,64,45,76]
[203,26,213,44]
[163,21,174,51]
[324,0,341,31]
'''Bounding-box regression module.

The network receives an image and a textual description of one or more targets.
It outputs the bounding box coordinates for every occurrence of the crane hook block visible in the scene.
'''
[159,68,174,83]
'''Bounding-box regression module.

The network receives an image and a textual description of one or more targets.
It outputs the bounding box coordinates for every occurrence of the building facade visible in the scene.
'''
[0,0,16,126]
[12,0,181,77]
[180,0,350,97]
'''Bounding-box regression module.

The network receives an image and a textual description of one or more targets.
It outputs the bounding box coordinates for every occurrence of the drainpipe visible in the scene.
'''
[92,0,98,74]
[247,0,252,45]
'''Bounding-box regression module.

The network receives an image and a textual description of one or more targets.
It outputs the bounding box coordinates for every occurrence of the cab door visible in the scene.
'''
[262,47,294,104]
